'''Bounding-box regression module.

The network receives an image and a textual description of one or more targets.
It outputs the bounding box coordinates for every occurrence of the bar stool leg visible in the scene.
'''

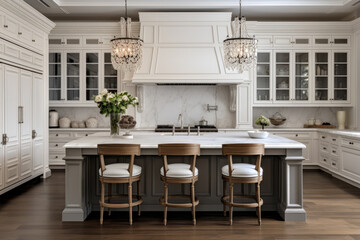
[128,183,133,225]
[229,182,234,226]
[191,182,196,225]
[223,180,227,216]
[100,181,105,224]
[164,182,168,226]
[108,183,112,216]
[256,183,261,226]
[137,180,141,216]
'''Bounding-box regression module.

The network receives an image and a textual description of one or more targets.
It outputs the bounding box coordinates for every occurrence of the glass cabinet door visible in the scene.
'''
[333,52,348,101]
[66,52,80,101]
[49,52,62,101]
[256,52,271,101]
[314,52,329,101]
[294,52,309,101]
[275,52,290,101]
[104,52,117,93]
[85,52,99,101]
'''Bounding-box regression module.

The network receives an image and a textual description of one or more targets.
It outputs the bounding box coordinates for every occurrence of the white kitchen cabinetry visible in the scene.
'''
[255,49,350,106]
[273,36,311,47]
[271,131,317,166]
[49,129,107,168]
[314,36,351,48]
[0,0,54,194]
[255,50,311,104]
[49,50,118,106]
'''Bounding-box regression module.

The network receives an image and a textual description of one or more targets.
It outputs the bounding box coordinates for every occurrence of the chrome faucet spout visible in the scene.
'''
[178,114,183,129]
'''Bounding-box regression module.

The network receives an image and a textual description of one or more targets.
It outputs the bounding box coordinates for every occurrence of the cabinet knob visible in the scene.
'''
[55,144,58,147]
[332,150,336,153]
[332,163,336,166]
[18,32,22,35]
[332,139,336,141]
[56,134,59,137]
[85,134,88,136]
[4,25,8,28]
[323,159,327,162]
[295,134,298,137]
[323,147,327,150]
[321,136,325,139]
[55,156,58,159]
[32,39,35,42]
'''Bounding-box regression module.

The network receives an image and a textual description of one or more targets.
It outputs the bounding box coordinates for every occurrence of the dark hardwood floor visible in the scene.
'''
[1,170,360,240]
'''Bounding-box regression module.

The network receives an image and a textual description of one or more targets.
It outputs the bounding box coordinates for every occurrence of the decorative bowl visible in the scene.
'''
[248,131,269,139]
[269,112,286,126]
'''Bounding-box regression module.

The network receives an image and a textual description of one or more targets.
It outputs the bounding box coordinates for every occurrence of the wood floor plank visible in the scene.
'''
[0,170,359,239]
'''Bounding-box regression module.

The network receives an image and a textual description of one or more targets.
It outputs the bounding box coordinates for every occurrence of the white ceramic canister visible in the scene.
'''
[337,111,346,130]
[85,117,98,128]
[59,117,71,128]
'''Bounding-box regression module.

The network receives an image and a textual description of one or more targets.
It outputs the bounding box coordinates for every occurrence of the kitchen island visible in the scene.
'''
[62,132,306,222]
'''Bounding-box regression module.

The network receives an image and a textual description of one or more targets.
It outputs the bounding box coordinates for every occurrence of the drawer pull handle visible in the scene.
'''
[295,134,298,137]
[323,159,327,162]
[32,39,35,42]
[4,25,8,28]
[349,142,354,145]
[56,134,59,137]
[332,139,336,141]
[55,156,58,159]
[322,136,325,139]
[85,134,88,136]
[332,163,336,166]
[332,150,336,153]
[323,147,327,150]
[18,32,22,35]
[55,144,58,147]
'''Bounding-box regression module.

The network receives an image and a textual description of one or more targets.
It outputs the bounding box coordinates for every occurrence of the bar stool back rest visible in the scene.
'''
[97,144,143,225]
[158,144,200,178]
[158,143,201,226]
[98,144,141,176]
[222,144,264,178]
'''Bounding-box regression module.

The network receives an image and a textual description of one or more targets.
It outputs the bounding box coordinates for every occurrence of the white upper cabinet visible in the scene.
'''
[273,36,312,48]
[314,36,351,48]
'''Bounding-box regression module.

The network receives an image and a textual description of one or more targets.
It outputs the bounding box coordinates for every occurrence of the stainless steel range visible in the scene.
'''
[155,125,218,133]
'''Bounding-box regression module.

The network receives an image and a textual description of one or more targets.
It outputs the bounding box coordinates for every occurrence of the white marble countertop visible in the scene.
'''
[64,132,306,149]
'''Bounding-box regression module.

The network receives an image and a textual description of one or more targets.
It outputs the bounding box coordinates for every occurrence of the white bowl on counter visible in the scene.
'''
[247,130,269,139]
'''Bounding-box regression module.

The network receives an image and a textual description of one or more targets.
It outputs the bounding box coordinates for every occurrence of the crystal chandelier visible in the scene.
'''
[111,0,143,73]
[223,0,257,73]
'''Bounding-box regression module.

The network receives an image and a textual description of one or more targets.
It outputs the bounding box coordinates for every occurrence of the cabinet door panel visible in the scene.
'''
[333,51,349,102]
[32,74,44,173]
[341,148,360,182]
[3,16,19,39]
[0,65,4,190]
[49,52,62,101]
[314,52,330,102]
[4,66,20,186]
[20,70,33,178]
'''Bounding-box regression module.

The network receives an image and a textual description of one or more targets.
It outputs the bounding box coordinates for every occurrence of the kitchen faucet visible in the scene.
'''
[178,113,183,129]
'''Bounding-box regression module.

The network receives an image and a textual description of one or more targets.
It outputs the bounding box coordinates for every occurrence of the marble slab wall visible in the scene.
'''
[52,85,236,129]
[253,107,355,129]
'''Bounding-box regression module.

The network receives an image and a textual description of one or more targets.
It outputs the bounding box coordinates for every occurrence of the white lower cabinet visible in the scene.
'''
[49,129,106,168]
[271,131,317,165]
[340,138,360,183]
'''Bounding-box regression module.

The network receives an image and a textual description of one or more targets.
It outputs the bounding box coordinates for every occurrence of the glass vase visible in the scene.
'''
[110,113,120,136]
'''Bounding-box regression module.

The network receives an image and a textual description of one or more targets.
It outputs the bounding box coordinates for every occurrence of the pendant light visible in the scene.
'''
[111,0,143,73]
[223,0,257,73]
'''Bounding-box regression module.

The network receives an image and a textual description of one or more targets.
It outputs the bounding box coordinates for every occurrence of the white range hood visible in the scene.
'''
[132,12,249,84]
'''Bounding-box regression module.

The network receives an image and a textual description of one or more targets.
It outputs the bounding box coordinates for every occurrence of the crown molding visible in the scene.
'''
[2,0,55,34]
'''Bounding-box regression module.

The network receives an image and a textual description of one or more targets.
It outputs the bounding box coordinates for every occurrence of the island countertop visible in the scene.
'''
[64,131,306,149]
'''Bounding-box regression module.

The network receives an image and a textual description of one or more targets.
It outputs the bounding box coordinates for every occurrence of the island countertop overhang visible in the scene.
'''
[63,132,306,150]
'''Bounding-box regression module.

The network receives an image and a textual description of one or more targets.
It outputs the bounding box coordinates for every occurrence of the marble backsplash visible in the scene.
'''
[52,85,236,129]
[253,107,355,129]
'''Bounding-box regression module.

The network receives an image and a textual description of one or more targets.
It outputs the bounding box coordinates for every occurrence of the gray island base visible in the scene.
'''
[62,132,306,222]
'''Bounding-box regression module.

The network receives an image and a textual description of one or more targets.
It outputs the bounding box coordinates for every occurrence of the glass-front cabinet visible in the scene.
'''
[49,50,119,105]
[104,52,117,93]
[255,50,350,105]
[85,52,99,101]
[256,52,271,102]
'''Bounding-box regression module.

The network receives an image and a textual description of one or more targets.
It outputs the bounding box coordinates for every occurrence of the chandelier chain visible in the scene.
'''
[125,0,128,19]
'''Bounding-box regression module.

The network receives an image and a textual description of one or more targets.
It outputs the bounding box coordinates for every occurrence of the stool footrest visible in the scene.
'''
[160,195,199,208]
[101,195,143,208]
[221,195,263,208]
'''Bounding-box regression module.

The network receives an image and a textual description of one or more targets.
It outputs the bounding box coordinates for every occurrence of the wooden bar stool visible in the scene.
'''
[158,144,201,226]
[221,143,265,226]
[97,144,143,225]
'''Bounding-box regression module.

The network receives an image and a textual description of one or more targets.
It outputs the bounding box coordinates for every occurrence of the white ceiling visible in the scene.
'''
[24,0,360,21]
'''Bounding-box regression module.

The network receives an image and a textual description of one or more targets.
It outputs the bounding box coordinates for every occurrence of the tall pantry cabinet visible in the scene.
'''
[0,1,54,194]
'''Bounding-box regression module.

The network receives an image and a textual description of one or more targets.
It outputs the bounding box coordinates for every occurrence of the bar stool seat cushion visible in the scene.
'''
[99,163,142,178]
[222,163,263,178]
[160,163,198,178]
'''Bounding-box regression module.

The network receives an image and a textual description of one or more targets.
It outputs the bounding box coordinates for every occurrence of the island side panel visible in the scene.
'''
[62,148,91,222]
[278,148,307,221]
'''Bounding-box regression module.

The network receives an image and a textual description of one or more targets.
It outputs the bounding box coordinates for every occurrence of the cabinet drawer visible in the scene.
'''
[49,154,65,161]
[274,132,311,139]
[50,132,72,138]
[330,159,339,171]
[20,49,33,63]
[49,142,66,149]
[319,154,330,167]
[329,136,338,145]
[320,143,329,155]
[341,138,360,150]
[74,132,91,138]
[4,44,20,58]
[330,146,339,157]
